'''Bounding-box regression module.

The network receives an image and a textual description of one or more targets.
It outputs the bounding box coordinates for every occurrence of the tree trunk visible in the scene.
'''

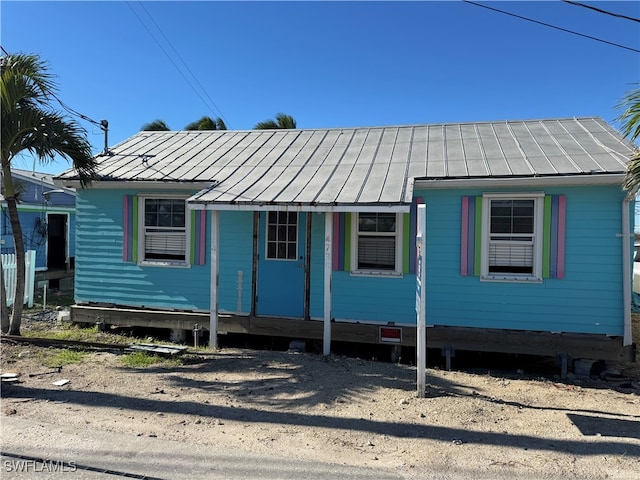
[0,258,9,333]
[6,196,25,335]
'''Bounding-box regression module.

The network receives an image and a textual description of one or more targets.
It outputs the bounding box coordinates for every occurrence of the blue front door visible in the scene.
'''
[257,211,306,317]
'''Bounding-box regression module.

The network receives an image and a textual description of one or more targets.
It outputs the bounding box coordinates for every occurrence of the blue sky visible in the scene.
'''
[1,1,639,175]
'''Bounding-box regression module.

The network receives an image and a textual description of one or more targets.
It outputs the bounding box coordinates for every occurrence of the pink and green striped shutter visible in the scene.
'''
[123,197,207,265]
[332,212,351,271]
[542,195,566,279]
[332,198,422,274]
[123,195,138,263]
[190,210,207,266]
[460,195,566,278]
[405,197,423,274]
[460,196,482,276]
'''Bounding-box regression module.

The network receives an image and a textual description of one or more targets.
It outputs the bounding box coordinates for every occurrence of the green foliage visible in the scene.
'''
[120,351,182,368]
[618,85,640,194]
[25,290,75,313]
[141,119,170,131]
[617,85,640,143]
[1,52,97,335]
[22,323,132,345]
[254,112,297,130]
[41,348,86,367]
[184,115,227,131]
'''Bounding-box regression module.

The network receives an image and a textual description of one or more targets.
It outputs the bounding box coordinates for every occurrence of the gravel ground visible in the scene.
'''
[1,313,639,479]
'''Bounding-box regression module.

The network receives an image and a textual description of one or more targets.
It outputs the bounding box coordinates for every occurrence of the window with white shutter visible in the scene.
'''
[142,197,187,263]
[353,212,402,274]
[480,193,544,282]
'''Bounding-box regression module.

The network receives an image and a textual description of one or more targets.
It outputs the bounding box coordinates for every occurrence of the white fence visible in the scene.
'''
[2,250,35,308]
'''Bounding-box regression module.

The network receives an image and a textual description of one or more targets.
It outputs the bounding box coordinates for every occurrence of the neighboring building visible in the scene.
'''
[2,169,76,284]
[55,117,636,363]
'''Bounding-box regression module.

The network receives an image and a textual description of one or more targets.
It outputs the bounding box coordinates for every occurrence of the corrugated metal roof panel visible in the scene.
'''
[57,117,635,208]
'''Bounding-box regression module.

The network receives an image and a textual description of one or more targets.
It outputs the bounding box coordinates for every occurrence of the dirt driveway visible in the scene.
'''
[1,326,639,480]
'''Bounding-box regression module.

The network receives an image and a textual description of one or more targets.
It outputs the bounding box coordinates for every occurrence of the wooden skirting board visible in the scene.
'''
[70,304,635,362]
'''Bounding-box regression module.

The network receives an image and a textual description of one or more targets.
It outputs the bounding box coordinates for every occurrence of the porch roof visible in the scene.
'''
[56,117,634,210]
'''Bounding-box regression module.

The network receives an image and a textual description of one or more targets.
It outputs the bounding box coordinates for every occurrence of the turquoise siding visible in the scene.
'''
[218,211,253,314]
[418,185,628,336]
[309,212,415,324]
[75,189,210,310]
[76,184,629,337]
[309,214,325,318]
[332,271,415,323]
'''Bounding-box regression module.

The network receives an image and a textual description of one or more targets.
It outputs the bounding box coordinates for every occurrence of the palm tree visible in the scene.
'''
[141,119,170,131]
[1,52,96,335]
[254,112,297,130]
[184,115,226,131]
[618,86,640,194]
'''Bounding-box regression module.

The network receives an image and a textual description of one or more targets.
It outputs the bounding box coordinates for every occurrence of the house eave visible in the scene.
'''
[54,179,214,190]
[414,173,626,189]
[186,201,411,213]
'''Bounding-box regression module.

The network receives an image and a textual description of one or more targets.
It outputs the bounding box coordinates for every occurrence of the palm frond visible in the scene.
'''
[185,116,227,131]
[275,112,297,129]
[254,119,279,130]
[141,119,170,131]
[254,112,297,130]
[1,53,56,103]
[616,85,640,142]
[215,117,227,130]
[623,150,640,195]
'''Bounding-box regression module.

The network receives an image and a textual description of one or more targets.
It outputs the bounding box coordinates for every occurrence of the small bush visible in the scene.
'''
[22,324,130,345]
[120,351,182,368]
[41,349,86,367]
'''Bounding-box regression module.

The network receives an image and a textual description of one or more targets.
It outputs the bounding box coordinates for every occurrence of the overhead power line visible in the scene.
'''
[561,0,640,24]
[463,0,640,54]
[126,1,231,128]
[1,45,110,153]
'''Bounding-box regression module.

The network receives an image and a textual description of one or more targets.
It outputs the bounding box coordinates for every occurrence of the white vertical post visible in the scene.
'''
[209,210,220,350]
[416,204,427,397]
[622,198,632,346]
[25,250,35,308]
[237,270,243,314]
[323,212,333,356]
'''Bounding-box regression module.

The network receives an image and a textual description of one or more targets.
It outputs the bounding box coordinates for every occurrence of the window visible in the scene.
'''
[353,212,402,273]
[266,211,297,260]
[482,193,544,281]
[142,197,187,263]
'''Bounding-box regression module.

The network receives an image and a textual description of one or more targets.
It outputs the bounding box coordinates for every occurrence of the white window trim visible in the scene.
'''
[350,212,403,277]
[480,192,544,283]
[137,194,191,268]
[264,211,299,262]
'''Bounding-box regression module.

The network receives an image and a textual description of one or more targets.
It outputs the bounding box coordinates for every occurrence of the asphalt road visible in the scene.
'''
[1,416,405,480]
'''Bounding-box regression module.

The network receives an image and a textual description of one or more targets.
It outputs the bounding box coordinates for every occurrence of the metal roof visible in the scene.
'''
[56,117,635,210]
[2,169,75,204]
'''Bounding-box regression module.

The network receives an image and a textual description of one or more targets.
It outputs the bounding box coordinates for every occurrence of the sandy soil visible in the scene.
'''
[1,315,639,480]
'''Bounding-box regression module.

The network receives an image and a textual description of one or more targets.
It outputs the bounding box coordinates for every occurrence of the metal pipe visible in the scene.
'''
[193,323,201,349]
[209,211,220,349]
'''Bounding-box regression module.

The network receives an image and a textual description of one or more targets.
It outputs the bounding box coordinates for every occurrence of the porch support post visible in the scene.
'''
[323,212,333,356]
[622,197,632,346]
[209,210,220,349]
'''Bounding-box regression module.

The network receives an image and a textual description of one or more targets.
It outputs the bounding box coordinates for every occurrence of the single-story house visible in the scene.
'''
[2,168,76,280]
[55,117,636,363]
